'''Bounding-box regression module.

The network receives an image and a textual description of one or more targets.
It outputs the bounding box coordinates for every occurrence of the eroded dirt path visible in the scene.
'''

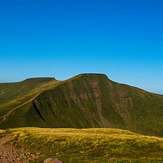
[0,134,27,163]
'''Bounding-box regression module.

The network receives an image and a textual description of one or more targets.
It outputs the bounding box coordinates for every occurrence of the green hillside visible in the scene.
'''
[0,77,57,113]
[0,74,163,136]
[0,77,58,121]
[0,128,163,163]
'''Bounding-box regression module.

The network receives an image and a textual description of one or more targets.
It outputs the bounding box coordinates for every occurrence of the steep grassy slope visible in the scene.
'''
[0,78,55,105]
[0,128,163,163]
[0,74,163,136]
[0,78,59,125]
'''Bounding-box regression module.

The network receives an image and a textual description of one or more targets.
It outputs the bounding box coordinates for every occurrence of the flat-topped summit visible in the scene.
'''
[22,77,56,83]
[72,73,109,81]
[75,73,108,78]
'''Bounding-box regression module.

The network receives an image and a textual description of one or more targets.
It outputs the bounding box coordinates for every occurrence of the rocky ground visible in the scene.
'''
[0,135,25,163]
[0,134,39,163]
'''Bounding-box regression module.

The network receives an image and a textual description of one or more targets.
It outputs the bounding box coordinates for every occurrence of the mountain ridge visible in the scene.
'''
[1,74,161,95]
[0,73,163,137]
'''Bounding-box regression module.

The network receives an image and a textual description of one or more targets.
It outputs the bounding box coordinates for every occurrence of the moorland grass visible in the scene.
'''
[3,128,163,163]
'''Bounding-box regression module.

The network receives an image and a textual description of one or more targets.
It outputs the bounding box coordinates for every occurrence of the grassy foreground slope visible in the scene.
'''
[0,74,163,136]
[0,128,163,163]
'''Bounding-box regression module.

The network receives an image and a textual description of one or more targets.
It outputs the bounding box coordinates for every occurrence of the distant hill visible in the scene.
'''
[0,73,163,136]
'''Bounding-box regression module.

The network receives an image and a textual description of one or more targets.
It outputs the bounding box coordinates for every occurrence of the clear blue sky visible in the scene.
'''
[0,0,163,93]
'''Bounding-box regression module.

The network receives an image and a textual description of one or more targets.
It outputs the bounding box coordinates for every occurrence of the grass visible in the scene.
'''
[2,128,163,163]
[0,78,59,126]
[0,78,58,112]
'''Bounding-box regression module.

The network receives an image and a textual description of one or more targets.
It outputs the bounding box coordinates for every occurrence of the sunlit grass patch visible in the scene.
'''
[4,128,163,162]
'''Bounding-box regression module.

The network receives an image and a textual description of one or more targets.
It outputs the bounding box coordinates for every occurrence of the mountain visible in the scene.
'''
[0,73,163,136]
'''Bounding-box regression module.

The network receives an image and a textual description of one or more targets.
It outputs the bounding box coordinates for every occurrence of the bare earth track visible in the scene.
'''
[0,135,26,163]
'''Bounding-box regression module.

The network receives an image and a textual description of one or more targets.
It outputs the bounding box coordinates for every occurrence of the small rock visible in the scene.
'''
[44,158,63,163]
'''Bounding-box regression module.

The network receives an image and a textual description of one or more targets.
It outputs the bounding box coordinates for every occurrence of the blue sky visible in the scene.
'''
[0,0,163,93]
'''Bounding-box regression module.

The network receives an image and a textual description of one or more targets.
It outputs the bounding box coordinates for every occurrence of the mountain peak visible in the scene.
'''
[74,73,109,80]
[23,77,56,83]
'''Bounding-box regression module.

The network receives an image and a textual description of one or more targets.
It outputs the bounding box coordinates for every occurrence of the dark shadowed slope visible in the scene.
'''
[0,74,163,136]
